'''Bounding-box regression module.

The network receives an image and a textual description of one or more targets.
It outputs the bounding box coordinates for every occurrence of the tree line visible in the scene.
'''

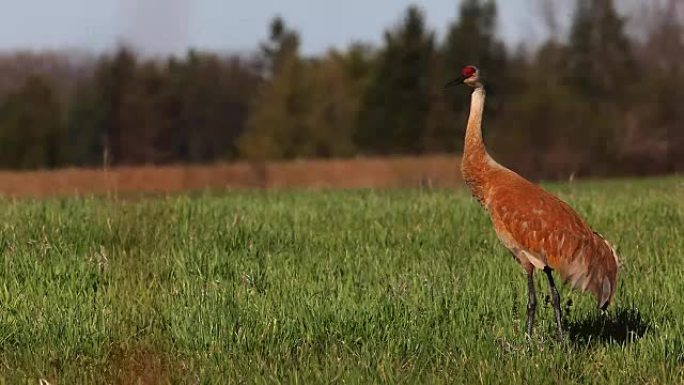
[0,0,681,178]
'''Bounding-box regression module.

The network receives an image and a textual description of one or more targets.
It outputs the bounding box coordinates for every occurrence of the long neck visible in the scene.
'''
[461,85,492,204]
[463,86,487,160]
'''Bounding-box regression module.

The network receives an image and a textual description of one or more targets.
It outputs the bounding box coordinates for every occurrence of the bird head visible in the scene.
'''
[444,65,482,89]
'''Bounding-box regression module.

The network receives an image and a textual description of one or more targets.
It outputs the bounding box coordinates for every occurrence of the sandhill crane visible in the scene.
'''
[445,65,620,340]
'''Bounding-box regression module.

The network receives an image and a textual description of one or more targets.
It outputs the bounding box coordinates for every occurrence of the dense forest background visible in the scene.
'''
[0,0,681,178]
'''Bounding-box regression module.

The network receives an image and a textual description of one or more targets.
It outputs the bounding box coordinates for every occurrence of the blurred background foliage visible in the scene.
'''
[0,0,681,179]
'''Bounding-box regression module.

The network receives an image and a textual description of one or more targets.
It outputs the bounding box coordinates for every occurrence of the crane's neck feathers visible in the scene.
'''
[464,86,486,155]
[461,85,504,204]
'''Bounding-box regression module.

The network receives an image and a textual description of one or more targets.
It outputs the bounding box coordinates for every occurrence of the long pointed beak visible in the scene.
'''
[443,75,466,89]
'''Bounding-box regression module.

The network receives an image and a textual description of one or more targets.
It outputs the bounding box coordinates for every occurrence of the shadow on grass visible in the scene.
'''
[565,306,651,345]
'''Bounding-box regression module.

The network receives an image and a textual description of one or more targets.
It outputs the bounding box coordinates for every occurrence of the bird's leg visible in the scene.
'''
[544,266,563,341]
[526,270,537,337]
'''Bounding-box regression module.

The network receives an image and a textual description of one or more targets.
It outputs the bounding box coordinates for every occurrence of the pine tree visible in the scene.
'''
[239,17,310,160]
[567,0,635,100]
[65,80,106,167]
[356,6,435,154]
[0,76,63,169]
[161,52,259,163]
[92,47,138,165]
[565,0,636,173]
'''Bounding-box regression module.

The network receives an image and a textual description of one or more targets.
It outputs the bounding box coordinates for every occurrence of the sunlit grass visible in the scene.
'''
[0,176,682,383]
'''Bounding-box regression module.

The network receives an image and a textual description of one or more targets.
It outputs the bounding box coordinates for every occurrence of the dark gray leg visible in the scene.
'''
[526,270,537,337]
[544,266,563,341]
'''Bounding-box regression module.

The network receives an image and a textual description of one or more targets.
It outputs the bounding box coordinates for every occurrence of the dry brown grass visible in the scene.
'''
[0,155,462,198]
[107,344,173,385]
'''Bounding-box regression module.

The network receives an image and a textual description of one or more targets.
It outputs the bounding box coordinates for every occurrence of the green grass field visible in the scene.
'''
[0,177,682,384]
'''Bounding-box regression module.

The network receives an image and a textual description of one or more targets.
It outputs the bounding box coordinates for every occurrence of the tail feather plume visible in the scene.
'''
[557,232,619,310]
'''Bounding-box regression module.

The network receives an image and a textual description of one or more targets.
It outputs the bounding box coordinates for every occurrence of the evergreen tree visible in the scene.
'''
[565,0,636,172]
[64,80,106,167]
[567,0,635,100]
[630,0,684,172]
[92,47,138,165]
[239,17,313,159]
[305,48,373,157]
[161,52,249,163]
[118,61,166,164]
[260,16,301,76]
[356,6,435,154]
[0,76,63,169]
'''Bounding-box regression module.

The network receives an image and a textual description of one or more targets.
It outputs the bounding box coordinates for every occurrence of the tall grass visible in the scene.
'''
[0,177,682,383]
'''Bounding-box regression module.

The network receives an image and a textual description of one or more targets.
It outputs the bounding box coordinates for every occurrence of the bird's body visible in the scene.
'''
[449,66,620,339]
